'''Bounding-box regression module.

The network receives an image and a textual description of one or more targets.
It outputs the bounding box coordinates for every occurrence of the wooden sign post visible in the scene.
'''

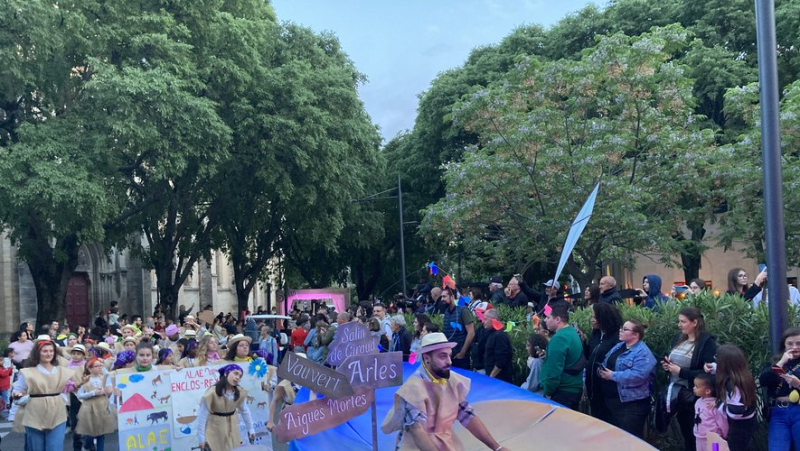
[325,322,379,367]
[338,351,403,451]
[273,387,374,442]
[277,351,354,399]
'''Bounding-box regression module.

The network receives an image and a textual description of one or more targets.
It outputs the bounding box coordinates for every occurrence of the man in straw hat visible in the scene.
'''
[382,332,508,450]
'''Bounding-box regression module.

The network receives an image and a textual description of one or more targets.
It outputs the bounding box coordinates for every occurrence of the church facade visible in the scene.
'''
[0,232,277,335]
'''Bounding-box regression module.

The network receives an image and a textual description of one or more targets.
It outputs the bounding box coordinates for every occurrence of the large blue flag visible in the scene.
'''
[552,183,600,288]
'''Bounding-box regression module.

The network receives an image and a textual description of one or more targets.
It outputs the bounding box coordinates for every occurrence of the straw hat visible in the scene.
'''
[94,342,113,353]
[71,344,86,355]
[419,332,457,354]
[122,336,137,345]
[226,334,252,348]
[184,329,197,339]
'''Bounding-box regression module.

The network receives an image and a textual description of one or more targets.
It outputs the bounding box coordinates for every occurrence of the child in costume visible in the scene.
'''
[197,364,255,451]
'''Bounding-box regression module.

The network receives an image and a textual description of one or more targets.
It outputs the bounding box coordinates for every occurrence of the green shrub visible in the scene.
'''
[416,293,796,450]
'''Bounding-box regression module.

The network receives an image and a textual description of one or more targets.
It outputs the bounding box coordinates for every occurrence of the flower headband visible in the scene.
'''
[114,350,135,367]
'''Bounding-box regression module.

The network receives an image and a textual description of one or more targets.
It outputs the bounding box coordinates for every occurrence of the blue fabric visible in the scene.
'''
[602,341,656,402]
[288,363,560,451]
[643,274,668,309]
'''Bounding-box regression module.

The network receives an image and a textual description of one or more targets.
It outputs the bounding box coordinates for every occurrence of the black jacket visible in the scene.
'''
[599,286,622,304]
[484,328,514,383]
[390,326,413,361]
[669,331,717,384]
[584,329,621,400]
[507,290,530,309]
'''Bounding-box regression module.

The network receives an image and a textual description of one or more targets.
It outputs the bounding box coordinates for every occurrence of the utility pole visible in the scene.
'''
[755,0,788,354]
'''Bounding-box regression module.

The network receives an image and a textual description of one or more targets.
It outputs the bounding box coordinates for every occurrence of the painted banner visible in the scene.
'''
[115,370,173,451]
[116,360,275,451]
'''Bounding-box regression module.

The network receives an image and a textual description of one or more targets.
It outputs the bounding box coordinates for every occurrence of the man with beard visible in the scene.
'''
[382,333,507,450]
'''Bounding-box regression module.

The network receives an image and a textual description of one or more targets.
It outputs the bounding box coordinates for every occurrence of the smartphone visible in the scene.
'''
[759,263,768,273]
[772,366,787,375]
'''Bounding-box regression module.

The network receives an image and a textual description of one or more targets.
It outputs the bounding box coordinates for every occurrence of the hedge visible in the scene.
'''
[406,292,797,450]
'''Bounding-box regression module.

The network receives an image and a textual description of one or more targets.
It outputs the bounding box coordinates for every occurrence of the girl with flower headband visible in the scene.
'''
[76,358,115,451]
[197,364,255,451]
[11,338,78,451]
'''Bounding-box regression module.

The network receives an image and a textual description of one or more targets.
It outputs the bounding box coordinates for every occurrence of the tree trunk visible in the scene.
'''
[680,222,706,282]
[23,233,79,331]
[354,251,382,302]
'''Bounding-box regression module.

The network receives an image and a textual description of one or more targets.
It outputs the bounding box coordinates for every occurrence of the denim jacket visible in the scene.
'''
[602,340,656,402]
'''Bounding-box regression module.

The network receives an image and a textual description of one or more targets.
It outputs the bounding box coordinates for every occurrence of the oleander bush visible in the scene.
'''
[414,292,797,450]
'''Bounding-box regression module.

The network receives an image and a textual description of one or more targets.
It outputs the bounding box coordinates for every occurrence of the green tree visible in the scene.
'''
[421,26,721,289]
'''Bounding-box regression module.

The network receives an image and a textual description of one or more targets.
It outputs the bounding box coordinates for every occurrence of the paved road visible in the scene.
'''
[0,421,290,450]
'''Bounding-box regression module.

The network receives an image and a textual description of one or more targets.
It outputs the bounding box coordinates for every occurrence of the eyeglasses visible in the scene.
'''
[620,327,634,332]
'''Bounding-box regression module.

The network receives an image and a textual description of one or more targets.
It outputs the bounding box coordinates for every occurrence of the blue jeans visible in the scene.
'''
[0,389,9,414]
[83,435,105,451]
[769,405,800,450]
[25,421,66,451]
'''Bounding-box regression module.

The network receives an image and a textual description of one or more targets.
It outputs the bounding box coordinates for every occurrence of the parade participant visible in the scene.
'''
[178,340,199,368]
[76,358,115,451]
[116,342,158,374]
[12,338,77,451]
[266,352,305,433]
[197,364,255,451]
[382,332,507,450]
[157,348,175,366]
[224,334,253,363]
[121,336,137,352]
[196,335,221,367]
[67,344,88,451]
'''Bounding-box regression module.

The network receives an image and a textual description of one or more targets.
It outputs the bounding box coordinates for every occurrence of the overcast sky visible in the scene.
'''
[271,0,598,142]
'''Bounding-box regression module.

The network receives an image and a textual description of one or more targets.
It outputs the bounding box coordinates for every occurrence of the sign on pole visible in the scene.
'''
[325,322,379,366]
[273,387,374,443]
[337,352,403,389]
[278,351,354,399]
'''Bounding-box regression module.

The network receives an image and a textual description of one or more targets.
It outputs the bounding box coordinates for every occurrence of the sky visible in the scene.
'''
[271,0,598,142]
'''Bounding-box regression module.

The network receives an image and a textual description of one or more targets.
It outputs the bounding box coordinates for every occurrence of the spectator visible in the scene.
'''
[410,313,431,355]
[521,333,548,394]
[584,284,601,306]
[726,268,761,300]
[688,278,707,295]
[0,348,13,419]
[481,309,513,383]
[584,302,622,424]
[759,327,800,449]
[637,274,669,309]
[290,319,309,352]
[8,330,34,366]
[440,287,475,370]
[598,320,656,438]
[322,312,351,363]
[692,373,728,451]
[429,287,445,315]
[598,276,622,304]
[367,318,389,353]
[505,276,530,308]
[714,345,757,451]
[258,326,279,364]
[373,303,393,342]
[540,301,584,409]
[661,307,717,451]
[750,270,800,307]
[487,276,505,304]
[306,320,329,364]
[389,316,413,361]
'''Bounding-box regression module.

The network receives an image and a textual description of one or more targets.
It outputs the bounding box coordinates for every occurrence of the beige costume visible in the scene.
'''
[382,367,472,450]
[76,374,116,436]
[200,387,249,451]
[19,366,74,430]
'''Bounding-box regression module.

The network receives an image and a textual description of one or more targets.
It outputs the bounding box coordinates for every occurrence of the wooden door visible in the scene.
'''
[66,273,91,328]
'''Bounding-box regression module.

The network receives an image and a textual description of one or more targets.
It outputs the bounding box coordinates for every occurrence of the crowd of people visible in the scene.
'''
[0,264,796,450]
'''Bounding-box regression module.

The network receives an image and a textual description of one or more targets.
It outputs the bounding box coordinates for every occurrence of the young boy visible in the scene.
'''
[0,348,14,418]
[693,372,729,451]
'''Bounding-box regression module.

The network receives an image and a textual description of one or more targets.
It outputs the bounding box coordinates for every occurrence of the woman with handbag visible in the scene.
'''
[661,307,717,451]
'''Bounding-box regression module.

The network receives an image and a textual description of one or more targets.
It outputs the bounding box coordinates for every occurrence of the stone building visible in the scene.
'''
[0,232,277,335]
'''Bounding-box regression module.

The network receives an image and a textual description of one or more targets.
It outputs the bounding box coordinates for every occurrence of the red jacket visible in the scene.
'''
[0,366,13,391]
